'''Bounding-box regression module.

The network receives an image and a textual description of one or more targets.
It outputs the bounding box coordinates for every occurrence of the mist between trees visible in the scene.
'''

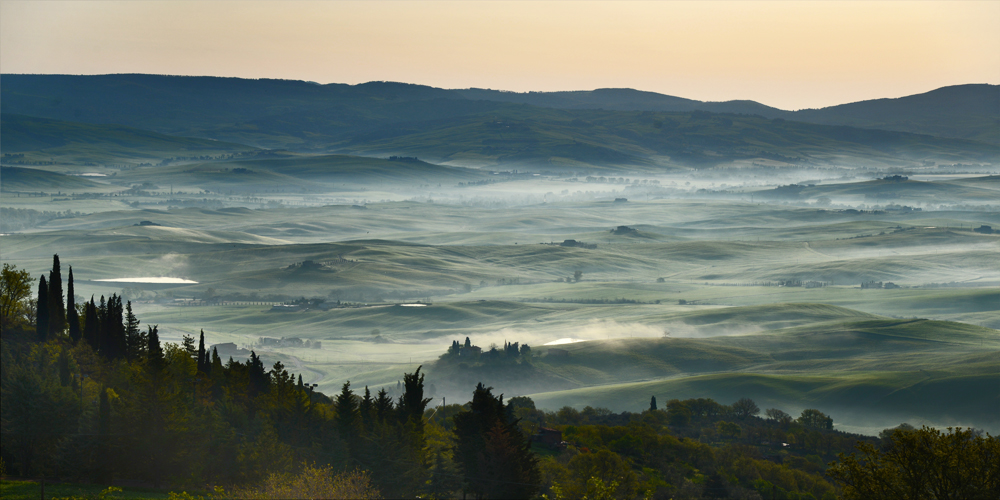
[2,257,997,499]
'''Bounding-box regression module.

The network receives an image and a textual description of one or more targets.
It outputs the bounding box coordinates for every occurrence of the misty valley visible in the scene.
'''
[1,75,998,499]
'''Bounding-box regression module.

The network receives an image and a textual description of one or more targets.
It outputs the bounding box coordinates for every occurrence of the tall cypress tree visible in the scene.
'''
[197,330,207,373]
[36,276,50,342]
[48,254,65,335]
[97,296,108,352]
[67,266,81,342]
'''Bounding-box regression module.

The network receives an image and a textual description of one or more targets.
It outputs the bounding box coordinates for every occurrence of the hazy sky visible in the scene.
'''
[1,1,997,110]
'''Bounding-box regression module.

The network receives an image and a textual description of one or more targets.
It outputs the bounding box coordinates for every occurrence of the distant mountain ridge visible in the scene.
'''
[457,84,999,144]
[455,87,787,117]
[2,74,997,168]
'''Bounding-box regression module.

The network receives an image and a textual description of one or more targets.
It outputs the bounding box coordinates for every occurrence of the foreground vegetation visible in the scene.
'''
[3,258,998,499]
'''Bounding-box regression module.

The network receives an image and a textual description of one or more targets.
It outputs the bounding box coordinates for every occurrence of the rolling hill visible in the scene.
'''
[0,166,102,191]
[0,114,257,159]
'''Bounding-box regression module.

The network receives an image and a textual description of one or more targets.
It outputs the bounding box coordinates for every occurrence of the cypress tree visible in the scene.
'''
[650,395,658,411]
[36,276,49,342]
[97,296,108,353]
[48,254,66,335]
[67,266,81,342]
[197,330,207,373]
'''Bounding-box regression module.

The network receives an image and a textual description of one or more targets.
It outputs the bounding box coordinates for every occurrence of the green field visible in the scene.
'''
[2,133,998,437]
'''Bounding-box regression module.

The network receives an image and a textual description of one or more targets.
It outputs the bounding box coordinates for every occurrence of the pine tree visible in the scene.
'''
[83,297,99,350]
[453,383,540,499]
[48,254,66,335]
[101,295,125,359]
[67,266,81,342]
[124,301,142,359]
[360,386,374,426]
[211,347,223,373]
[397,366,432,432]
[146,325,164,371]
[374,388,394,421]
[36,276,50,342]
[334,381,359,440]
[247,351,268,397]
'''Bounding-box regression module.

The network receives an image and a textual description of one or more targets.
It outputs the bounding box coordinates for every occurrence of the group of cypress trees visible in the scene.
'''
[34,254,153,361]
[9,255,542,498]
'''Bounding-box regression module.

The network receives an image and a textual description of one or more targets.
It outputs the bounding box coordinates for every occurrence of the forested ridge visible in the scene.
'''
[2,257,998,499]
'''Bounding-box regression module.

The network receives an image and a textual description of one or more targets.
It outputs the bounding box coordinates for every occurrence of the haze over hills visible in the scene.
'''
[2,74,997,169]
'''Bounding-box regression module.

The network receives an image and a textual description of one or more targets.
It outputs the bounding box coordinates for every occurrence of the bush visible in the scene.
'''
[229,466,380,499]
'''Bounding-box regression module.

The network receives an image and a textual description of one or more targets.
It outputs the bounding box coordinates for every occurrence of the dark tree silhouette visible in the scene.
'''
[67,266,81,342]
[453,383,540,499]
[48,254,65,335]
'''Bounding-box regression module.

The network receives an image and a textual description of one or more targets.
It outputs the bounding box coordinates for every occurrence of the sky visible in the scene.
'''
[1,1,997,110]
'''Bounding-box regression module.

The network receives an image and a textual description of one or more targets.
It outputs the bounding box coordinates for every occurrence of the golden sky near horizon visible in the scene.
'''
[1,1,997,110]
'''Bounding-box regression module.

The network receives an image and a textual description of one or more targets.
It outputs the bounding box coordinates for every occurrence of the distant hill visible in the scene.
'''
[2,75,997,167]
[456,87,787,117]
[459,85,1000,144]
[791,84,1000,145]
[0,166,102,191]
[0,114,256,161]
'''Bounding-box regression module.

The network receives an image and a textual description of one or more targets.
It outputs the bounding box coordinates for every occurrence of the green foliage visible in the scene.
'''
[228,466,380,499]
[0,263,33,330]
[828,426,1000,499]
[797,409,833,430]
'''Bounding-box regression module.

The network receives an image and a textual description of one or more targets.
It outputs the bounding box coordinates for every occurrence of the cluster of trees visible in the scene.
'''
[1,258,542,499]
[441,337,532,365]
